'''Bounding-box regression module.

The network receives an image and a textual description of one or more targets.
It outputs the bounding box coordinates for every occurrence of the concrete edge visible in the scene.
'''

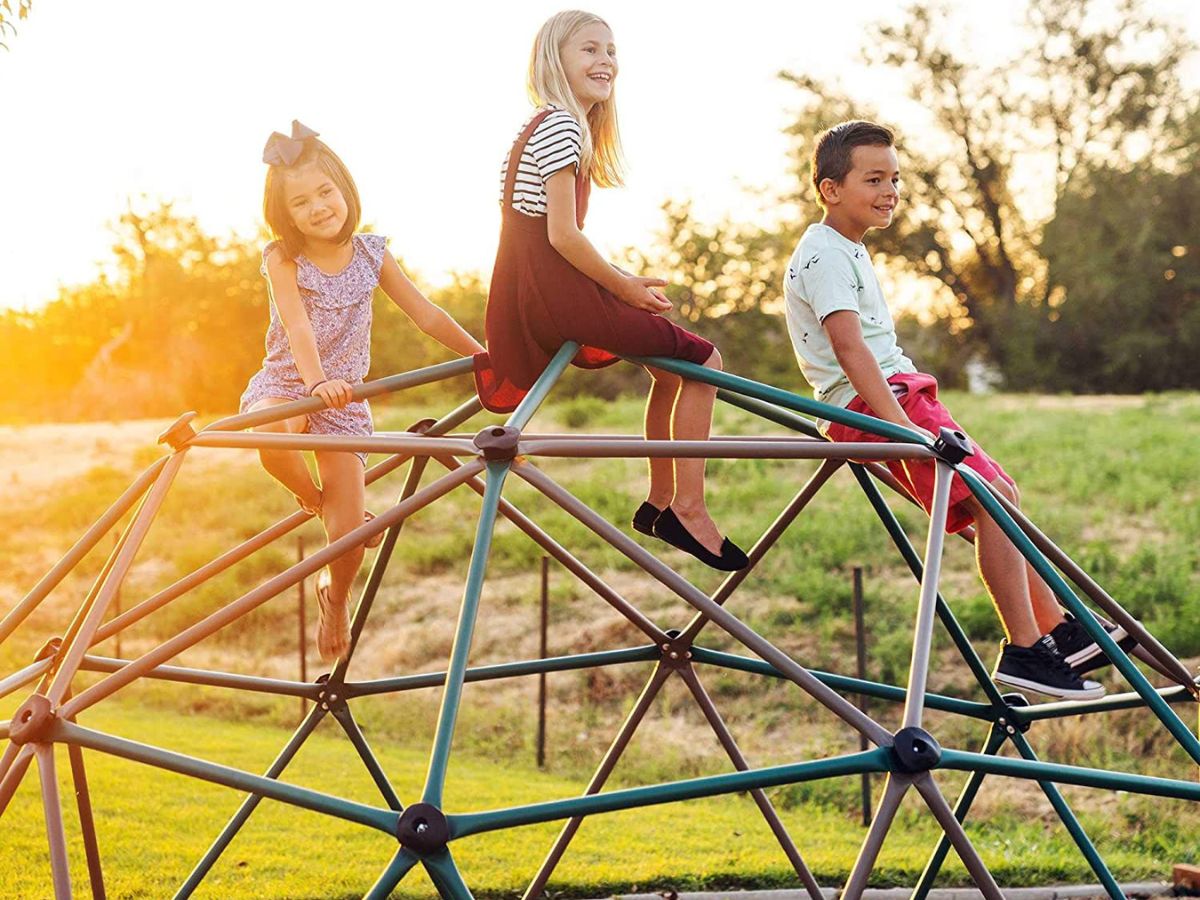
[597,883,1174,900]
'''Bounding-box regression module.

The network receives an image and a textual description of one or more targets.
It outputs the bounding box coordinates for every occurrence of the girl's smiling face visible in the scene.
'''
[282,163,350,245]
[562,22,617,111]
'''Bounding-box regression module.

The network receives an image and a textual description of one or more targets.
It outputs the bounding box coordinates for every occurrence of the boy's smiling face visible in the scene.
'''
[820,144,900,241]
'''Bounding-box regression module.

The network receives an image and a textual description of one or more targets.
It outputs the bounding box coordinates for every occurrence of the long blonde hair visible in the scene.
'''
[527,10,625,189]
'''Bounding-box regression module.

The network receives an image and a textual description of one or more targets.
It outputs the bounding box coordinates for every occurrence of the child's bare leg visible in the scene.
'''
[667,348,724,554]
[641,365,681,508]
[989,478,1066,633]
[960,490,1041,647]
[249,398,321,510]
[315,451,366,606]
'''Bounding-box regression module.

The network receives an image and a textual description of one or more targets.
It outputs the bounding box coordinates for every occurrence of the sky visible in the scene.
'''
[1,0,1197,311]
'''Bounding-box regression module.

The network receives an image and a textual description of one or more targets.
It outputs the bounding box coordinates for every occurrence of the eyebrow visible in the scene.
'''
[862,169,898,176]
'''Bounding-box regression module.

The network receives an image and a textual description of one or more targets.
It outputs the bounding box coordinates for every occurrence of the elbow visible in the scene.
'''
[547,224,575,253]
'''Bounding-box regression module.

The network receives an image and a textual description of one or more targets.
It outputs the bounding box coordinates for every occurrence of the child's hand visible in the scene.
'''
[619,276,673,313]
[312,379,354,409]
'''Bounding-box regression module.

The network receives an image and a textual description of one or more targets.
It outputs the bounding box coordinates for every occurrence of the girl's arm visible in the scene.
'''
[378,251,485,357]
[544,168,671,313]
[266,251,353,407]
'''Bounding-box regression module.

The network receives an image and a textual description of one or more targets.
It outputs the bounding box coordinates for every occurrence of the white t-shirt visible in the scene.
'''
[783,223,916,411]
[498,106,583,217]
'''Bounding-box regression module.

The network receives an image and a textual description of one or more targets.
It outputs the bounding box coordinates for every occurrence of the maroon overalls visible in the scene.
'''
[473,110,715,413]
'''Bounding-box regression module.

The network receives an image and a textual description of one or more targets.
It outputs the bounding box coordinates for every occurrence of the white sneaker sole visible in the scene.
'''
[993,671,1106,701]
[1064,625,1129,667]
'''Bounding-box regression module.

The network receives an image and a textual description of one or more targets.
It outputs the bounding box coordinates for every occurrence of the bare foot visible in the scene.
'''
[670,503,725,556]
[315,568,350,663]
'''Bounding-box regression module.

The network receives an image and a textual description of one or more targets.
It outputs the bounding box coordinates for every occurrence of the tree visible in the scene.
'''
[0,0,32,51]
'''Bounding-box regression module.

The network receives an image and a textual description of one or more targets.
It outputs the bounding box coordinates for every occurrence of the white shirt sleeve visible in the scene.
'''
[528,111,583,181]
[794,248,863,323]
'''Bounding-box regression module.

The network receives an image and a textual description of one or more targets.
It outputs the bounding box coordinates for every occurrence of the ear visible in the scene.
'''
[818,177,842,207]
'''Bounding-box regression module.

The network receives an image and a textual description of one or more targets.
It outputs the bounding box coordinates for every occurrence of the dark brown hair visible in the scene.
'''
[811,120,895,208]
[263,138,361,259]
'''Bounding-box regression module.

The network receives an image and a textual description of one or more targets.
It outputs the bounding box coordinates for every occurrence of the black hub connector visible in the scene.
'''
[406,417,437,435]
[396,802,450,855]
[10,695,57,745]
[34,636,62,663]
[157,411,198,451]
[890,726,942,773]
[473,426,521,461]
[931,426,973,465]
[658,630,693,670]
[996,692,1033,734]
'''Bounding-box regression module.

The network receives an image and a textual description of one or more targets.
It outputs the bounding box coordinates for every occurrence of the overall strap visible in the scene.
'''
[503,108,557,210]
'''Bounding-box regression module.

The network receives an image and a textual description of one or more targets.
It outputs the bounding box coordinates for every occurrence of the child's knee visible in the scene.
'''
[703,348,724,371]
[648,365,682,388]
[993,477,1020,506]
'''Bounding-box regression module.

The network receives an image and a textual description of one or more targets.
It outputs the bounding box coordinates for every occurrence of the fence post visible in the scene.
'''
[853,565,871,826]
[537,554,548,769]
[298,536,307,723]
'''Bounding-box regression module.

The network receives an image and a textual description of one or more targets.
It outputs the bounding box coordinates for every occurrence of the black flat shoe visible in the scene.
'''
[652,507,749,571]
[632,501,663,537]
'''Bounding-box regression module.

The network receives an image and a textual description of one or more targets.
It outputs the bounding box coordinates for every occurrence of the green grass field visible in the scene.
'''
[1,389,1198,896]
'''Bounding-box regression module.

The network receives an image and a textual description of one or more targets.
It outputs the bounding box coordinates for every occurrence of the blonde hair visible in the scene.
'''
[528,10,625,189]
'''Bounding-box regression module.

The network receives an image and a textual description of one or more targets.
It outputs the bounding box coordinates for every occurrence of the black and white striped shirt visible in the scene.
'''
[498,106,583,217]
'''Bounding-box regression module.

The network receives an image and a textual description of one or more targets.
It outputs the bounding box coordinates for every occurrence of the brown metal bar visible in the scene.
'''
[60,461,484,718]
[67,732,106,898]
[0,456,167,647]
[522,663,673,900]
[0,658,53,703]
[520,437,937,461]
[0,740,33,813]
[189,431,477,457]
[841,773,909,899]
[913,772,1004,899]
[677,664,823,900]
[434,455,669,644]
[514,461,893,746]
[36,744,73,899]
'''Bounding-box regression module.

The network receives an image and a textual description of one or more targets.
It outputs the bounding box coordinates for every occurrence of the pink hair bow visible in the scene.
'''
[262,120,320,166]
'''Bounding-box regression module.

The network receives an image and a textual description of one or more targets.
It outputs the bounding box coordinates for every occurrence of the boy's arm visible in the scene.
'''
[823,310,934,440]
[378,251,484,357]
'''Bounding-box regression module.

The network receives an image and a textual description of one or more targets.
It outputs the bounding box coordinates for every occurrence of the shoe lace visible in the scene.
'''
[1034,639,1082,685]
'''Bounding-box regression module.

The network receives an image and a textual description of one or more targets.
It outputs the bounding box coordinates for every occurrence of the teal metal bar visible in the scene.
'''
[849,463,1009,709]
[959,468,1200,765]
[362,848,420,900]
[422,461,510,807]
[330,703,403,811]
[345,646,659,698]
[79,655,319,698]
[715,388,823,438]
[688,646,994,720]
[450,749,893,839]
[424,850,475,900]
[53,719,399,833]
[939,748,1200,801]
[1008,730,1124,899]
[506,342,579,431]
[912,726,1006,900]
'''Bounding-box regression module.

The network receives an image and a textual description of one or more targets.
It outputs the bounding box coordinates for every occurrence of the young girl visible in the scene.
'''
[242,121,484,662]
[473,10,747,572]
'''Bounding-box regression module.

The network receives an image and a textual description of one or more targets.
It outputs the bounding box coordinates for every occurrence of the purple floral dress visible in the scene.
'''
[239,233,387,464]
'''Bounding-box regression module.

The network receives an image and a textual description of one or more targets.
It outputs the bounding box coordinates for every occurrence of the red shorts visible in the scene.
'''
[825,372,1014,534]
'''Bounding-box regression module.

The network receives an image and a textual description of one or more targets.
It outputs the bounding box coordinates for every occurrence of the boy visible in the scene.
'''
[783,120,1130,700]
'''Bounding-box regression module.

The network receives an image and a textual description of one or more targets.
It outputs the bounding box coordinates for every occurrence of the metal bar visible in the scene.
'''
[204,357,476,432]
[959,467,1200,765]
[523,663,673,900]
[345,646,659,698]
[714,388,823,438]
[66,740,106,899]
[362,848,421,900]
[0,658,53,703]
[519,437,937,461]
[986,484,1194,692]
[36,744,73,899]
[189,431,478,456]
[678,665,823,900]
[506,342,579,431]
[688,646,995,719]
[174,705,328,898]
[47,451,189,706]
[840,774,909,900]
[515,462,894,746]
[0,456,167,646]
[62,461,483,718]
[54,718,398,833]
[849,463,1008,709]
[537,555,548,770]
[422,461,510,807]
[679,459,843,645]
[329,703,403,810]
[453,749,893,840]
[298,536,307,723]
[0,743,35,818]
[78,655,320,698]
[434,454,668,643]
[423,850,475,900]
[1011,683,1198,723]
[938,748,1200,800]
[853,566,871,827]
[1008,730,1124,899]
[902,461,953,730]
[912,726,1006,900]
[912,773,1004,899]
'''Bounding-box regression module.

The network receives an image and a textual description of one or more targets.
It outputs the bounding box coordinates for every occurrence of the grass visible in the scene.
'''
[1,387,1199,895]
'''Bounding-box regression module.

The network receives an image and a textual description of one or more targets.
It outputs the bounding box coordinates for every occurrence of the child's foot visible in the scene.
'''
[632,501,663,536]
[1049,614,1137,675]
[652,507,749,572]
[992,636,1105,700]
[315,568,351,663]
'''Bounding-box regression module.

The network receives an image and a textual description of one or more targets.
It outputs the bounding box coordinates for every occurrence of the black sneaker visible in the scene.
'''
[993,636,1106,700]
[1050,614,1137,675]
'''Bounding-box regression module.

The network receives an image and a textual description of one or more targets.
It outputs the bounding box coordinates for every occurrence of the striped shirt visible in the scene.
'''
[498,106,583,217]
